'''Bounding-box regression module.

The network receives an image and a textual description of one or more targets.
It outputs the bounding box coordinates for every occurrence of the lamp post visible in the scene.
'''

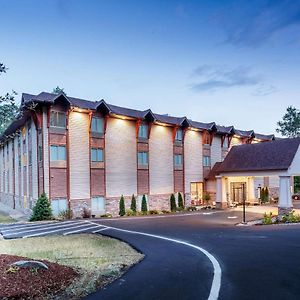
[242,184,246,224]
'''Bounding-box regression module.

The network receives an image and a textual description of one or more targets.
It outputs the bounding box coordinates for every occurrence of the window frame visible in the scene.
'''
[91,117,104,134]
[50,111,66,128]
[174,154,183,167]
[91,148,104,162]
[138,151,149,166]
[138,124,149,139]
[50,145,66,161]
[203,156,211,167]
[175,128,183,141]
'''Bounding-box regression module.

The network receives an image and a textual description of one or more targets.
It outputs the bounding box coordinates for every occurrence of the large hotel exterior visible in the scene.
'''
[0,92,278,217]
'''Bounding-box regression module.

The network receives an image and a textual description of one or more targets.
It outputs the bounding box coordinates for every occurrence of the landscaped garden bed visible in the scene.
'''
[0,234,144,299]
[262,210,300,225]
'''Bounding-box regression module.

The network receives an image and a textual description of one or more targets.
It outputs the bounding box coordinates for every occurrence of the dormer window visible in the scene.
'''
[138,124,148,139]
[50,111,66,128]
[91,117,104,134]
[175,129,183,141]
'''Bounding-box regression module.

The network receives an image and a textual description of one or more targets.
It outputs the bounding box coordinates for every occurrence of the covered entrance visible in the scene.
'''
[230,182,246,204]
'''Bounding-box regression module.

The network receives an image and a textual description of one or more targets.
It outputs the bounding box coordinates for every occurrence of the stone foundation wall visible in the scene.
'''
[70,198,92,218]
[269,187,279,199]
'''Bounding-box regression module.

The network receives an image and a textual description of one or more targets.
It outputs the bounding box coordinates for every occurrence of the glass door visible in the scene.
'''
[190,182,203,205]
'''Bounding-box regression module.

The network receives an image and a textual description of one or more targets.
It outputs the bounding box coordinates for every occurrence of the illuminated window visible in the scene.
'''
[175,129,183,141]
[50,111,66,128]
[174,154,183,167]
[91,117,104,134]
[91,148,104,162]
[138,152,148,165]
[138,124,148,139]
[203,156,211,167]
[50,145,66,161]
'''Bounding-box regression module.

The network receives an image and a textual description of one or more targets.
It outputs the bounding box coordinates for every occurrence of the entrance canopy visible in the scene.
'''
[213,138,300,213]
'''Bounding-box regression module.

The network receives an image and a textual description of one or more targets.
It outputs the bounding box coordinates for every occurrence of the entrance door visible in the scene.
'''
[190,182,203,205]
[230,182,246,204]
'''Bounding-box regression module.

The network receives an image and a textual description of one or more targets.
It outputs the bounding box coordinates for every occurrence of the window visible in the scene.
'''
[91,117,104,134]
[174,154,183,167]
[138,152,148,165]
[28,150,32,166]
[223,137,228,148]
[38,146,43,162]
[91,148,104,162]
[91,197,105,214]
[203,156,211,167]
[190,182,203,203]
[138,124,148,139]
[51,198,67,216]
[175,129,183,141]
[50,145,66,161]
[50,111,66,128]
[18,155,21,167]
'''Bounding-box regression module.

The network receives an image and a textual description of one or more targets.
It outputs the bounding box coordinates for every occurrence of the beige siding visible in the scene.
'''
[31,121,38,200]
[42,108,49,196]
[149,124,173,195]
[211,136,222,166]
[269,176,279,187]
[69,111,90,200]
[106,118,137,197]
[184,130,203,193]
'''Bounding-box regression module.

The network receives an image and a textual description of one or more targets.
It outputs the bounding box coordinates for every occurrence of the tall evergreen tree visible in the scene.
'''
[170,193,177,212]
[130,194,137,213]
[141,195,148,214]
[30,193,53,221]
[277,106,300,137]
[119,195,125,216]
[52,86,66,95]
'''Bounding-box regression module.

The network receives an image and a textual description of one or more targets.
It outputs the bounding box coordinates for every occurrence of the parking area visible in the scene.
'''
[0,220,111,239]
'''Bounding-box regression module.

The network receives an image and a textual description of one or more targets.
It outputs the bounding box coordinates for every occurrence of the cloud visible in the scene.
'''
[191,65,262,92]
[217,0,300,47]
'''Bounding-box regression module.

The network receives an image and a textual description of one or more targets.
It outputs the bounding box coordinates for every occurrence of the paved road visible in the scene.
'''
[2,210,300,300]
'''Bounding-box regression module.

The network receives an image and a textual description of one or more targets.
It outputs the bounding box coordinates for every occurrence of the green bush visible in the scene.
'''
[178,192,184,210]
[170,193,177,212]
[126,209,136,216]
[261,187,269,203]
[130,194,137,213]
[203,193,211,207]
[186,206,197,212]
[161,210,171,214]
[100,213,112,218]
[141,195,148,215]
[30,193,53,221]
[119,195,126,216]
[262,212,273,225]
[282,210,300,223]
[149,210,159,215]
[58,209,73,220]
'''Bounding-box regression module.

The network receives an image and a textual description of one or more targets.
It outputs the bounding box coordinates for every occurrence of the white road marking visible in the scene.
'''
[1,220,77,234]
[203,212,213,215]
[87,221,221,300]
[92,227,110,234]
[63,225,105,235]
[21,222,90,238]
[227,216,238,219]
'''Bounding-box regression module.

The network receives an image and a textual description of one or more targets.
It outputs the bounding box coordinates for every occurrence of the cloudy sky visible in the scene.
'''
[0,0,300,135]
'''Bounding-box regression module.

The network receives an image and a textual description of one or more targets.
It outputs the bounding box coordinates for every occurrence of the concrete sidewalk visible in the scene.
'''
[0,202,29,222]
[233,204,300,215]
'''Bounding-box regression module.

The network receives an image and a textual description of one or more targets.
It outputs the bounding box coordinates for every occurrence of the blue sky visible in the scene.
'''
[0,0,300,135]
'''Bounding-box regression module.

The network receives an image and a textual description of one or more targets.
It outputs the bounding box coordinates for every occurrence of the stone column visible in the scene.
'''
[216,176,227,209]
[278,175,293,215]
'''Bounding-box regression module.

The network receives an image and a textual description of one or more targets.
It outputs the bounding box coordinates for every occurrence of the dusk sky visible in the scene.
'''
[1,0,300,135]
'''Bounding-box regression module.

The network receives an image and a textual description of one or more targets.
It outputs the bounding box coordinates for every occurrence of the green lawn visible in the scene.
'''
[0,212,14,223]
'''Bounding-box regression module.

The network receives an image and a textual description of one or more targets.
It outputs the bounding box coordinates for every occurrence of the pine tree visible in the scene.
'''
[170,193,177,212]
[30,193,53,221]
[178,192,184,210]
[119,195,125,216]
[265,187,269,202]
[130,194,137,213]
[141,195,148,215]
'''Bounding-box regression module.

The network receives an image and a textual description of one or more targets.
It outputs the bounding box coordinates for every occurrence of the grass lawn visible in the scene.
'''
[0,234,144,299]
[0,212,14,223]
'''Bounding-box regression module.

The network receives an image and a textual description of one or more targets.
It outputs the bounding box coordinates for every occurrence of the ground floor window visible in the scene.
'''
[230,182,247,204]
[190,182,203,205]
[91,196,106,214]
[51,198,67,216]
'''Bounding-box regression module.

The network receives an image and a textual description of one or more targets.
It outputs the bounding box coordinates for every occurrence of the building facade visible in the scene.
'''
[0,92,276,216]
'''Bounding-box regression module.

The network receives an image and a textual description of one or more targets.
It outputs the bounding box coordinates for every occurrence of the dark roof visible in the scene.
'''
[0,91,274,142]
[254,133,275,141]
[217,138,300,173]
[206,162,222,180]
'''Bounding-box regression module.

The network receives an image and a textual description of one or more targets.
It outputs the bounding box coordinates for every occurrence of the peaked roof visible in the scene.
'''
[217,138,300,173]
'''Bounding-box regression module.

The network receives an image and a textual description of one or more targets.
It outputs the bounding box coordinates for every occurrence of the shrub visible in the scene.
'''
[58,209,73,220]
[186,206,197,212]
[126,209,136,216]
[130,194,137,213]
[262,212,273,225]
[261,187,269,203]
[178,192,184,210]
[149,210,159,215]
[119,195,126,216]
[161,210,171,214]
[203,193,211,207]
[141,195,148,215]
[100,213,112,218]
[30,193,53,221]
[82,207,91,218]
[282,210,300,223]
[170,193,177,212]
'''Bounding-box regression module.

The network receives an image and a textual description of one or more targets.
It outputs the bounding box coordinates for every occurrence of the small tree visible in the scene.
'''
[178,192,184,210]
[260,187,265,203]
[170,193,177,212]
[119,195,125,216]
[265,187,269,202]
[141,195,148,215]
[130,194,137,213]
[203,193,211,207]
[30,193,53,221]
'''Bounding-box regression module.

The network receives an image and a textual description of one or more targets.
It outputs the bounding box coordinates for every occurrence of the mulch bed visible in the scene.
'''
[0,254,78,299]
